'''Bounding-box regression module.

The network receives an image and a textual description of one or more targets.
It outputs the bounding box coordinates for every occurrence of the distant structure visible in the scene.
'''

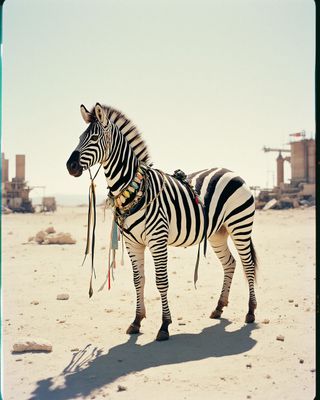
[42,196,57,212]
[256,132,315,209]
[2,153,34,212]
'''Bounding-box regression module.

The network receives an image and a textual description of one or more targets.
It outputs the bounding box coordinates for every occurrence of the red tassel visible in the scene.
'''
[195,196,199,204]
[108,269,111,290]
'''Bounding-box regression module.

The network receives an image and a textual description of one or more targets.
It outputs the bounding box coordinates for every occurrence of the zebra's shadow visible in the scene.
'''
[29,319,258,400]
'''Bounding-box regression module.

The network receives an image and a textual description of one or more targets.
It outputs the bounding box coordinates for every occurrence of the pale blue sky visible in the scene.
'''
[3,0,315,201]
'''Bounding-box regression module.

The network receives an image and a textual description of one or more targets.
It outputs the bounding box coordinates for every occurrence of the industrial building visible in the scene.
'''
[257,135,315,209]
[2,153,34,212]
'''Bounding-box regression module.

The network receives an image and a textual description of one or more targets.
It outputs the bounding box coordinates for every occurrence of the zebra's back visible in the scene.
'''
[188,168,254,240]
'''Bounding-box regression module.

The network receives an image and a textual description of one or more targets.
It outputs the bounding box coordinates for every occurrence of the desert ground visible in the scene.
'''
[2,205,315,400]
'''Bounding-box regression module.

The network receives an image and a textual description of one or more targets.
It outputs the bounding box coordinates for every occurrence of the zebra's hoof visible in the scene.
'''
[210,309,223,319]
[245,313,255,323]
[126,323,140,334]
[156,330,169,341]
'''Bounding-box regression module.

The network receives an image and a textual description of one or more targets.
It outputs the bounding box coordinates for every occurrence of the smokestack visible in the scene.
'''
[16,154,25,181]
[276,152,284,187]
[2,153,9,182]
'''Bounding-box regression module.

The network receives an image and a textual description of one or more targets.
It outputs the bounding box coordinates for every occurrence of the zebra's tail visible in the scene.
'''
[250,239,258,282]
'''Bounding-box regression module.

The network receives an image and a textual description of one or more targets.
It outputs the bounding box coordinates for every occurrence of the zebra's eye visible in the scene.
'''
[91,134,99,141]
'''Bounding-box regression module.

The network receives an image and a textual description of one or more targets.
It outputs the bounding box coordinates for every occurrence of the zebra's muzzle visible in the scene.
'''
[67,151,83,177]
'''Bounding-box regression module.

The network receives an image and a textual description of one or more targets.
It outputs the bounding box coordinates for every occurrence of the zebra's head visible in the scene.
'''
[67,103,110,177]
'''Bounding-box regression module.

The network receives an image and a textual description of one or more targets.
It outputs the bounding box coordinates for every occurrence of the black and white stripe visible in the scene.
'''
[67,103,258,341]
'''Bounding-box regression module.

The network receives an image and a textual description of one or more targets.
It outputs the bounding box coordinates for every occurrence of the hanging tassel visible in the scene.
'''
[111,219,118,251]
[82,185,93,266]
[88,180,97,297]
[194,243,201,289]
[82,177,97,297]
[82,164,102,297]
[121,231,124,266]
[98,217,120,292]
[192,197,208,288]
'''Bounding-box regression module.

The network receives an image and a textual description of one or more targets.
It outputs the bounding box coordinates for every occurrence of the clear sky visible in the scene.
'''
[2,0,315,202]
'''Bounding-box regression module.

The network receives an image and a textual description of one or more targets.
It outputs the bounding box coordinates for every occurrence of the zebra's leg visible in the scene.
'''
[149,243,171,341]
[231,235,258,323]
[125,242,146,334]
[209,226,236,319]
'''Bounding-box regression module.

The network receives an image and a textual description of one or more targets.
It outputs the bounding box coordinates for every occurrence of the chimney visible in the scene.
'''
[2,153,9,182]
[276,152,284,187]
[16,154,25,181]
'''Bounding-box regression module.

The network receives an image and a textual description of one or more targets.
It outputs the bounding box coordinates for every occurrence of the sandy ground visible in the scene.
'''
[2,205,315,400]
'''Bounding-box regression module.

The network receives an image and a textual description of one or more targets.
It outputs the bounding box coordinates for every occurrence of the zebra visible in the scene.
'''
[67,103,258,341]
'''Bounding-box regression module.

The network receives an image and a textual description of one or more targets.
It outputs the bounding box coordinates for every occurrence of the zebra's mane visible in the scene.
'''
[89,105,151,166]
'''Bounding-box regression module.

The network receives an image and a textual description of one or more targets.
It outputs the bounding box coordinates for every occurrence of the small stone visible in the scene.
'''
[276,335,285,342]
[56,293,69,300]
[294,304,299,307]
[178,322,186,326]
[262,319,270,324]
[266,374,271,379]
[31,300,39,305]
[58,320,66,324]
[105,309,113,313]
[246,363,252,368]
[15,358,23,362]
[299,359,304,364]
[117,385,127,392]
[288,299,294,303]
[12,338,52,353]
[247,396,251,399]
[71,348,79,352]
[310,368,316,373]
[177,317,183,320]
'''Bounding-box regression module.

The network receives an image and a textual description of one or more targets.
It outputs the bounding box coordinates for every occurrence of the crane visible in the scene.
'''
[262,146,290,154]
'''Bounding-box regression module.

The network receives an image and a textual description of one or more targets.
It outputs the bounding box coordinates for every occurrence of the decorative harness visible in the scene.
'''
[82,126,208,297]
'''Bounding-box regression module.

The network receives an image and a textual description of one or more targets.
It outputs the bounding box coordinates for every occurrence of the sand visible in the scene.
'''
[2,205,315,399]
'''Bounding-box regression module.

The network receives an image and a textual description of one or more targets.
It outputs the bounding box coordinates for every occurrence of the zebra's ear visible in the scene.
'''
[80,104,91,124]
[94,103,107,125]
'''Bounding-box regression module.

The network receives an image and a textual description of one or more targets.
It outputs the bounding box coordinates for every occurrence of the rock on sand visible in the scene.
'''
[12,338,52,353]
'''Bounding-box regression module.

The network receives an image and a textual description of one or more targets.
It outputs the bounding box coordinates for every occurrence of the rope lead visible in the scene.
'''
[82,165,101,298]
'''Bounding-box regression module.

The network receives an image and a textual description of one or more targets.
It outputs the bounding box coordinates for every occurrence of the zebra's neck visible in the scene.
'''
[103,127,139,197]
